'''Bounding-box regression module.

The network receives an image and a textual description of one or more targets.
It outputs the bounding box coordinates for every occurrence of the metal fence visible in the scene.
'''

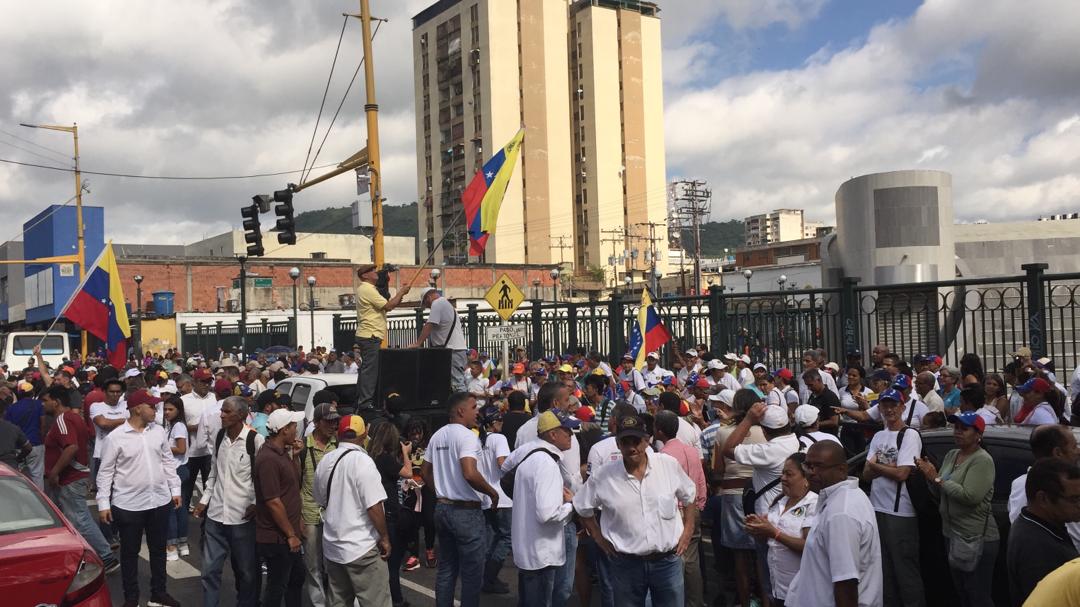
[193,264,1079,375]
[179,319,292,354]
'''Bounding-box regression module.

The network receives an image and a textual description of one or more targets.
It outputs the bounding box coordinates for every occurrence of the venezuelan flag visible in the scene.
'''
[627,289,672,369]
[462,129,525,256]
[62,242,131,368]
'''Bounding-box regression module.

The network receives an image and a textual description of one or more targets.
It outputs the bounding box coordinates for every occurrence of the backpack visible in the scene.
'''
[215,428,257,484]
[894,426,937,515]
[500,447,559,499]
[743,437,805,515]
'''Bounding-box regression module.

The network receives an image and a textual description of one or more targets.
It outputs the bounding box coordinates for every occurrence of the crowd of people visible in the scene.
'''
[1,336,1080,607]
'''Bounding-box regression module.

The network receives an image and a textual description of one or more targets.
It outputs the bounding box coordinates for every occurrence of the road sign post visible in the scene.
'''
[484,274,526,371]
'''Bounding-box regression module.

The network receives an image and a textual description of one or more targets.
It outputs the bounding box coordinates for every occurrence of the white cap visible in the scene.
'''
[739,354,751,365]
[794,404,820,427]
[707,359,725,370]
[160,380,179,394]
[824,362,840,372]
[708,388,735,406]
[761,405,790,429]
[753,362,768,371]
[646,352,660,360]
[1037,356,1052,366]
[685,349,699,357]
[267,409,306,433]
[84,366,98,374]
[721,352,738,362]
[123,368,141,379]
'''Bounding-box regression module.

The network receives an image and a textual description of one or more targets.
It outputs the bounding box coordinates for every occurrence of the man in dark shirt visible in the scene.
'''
[0,418,30,470]
[4,382,44,486]
[802,369,840,434]
[1008,458,1080,606]
[499,390,531,449]
[255,408,306,607]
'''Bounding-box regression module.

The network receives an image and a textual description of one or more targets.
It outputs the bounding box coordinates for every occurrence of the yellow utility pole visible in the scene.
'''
[359,0,384,267]
[20,122,87,360]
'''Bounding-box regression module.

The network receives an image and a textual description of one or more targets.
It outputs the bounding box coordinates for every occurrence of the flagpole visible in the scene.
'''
[39,242,111,350]
[404,209,465,289]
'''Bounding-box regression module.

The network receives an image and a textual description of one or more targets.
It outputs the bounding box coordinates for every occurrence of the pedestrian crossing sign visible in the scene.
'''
[485,273,526,322]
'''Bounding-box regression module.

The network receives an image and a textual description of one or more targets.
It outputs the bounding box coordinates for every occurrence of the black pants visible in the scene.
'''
[182,454,212,511]
[259,542,305,607]
[387,517,406,603]
[114,503,171,601]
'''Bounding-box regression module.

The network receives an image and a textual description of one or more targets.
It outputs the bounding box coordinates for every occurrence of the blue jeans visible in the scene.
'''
[202,518,259,607]
[609,553,685,607]
[552,524,578,607]
[484,507,513,563]
[167,464,190,545]
[434,503,486,607]
[49,477,116,566]
[584,536,615,607]
[518,566,558,607]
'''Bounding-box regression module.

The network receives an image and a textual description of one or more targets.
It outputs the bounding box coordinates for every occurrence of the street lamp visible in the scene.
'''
[653,268,662,296]
[289,267,300,347]
[742,268,753,293]
[550,268,560,303]
[532,278,541,301]
[133,275,143,365]
[778,274,788,306]
[430,268,441,289]
[307,276,316,351]
[623,275,632,295]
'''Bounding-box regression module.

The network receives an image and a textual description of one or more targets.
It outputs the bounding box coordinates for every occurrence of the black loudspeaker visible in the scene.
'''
[378,348,452,410]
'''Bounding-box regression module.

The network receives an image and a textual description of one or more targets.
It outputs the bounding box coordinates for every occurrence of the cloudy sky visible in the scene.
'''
[2,0,1078,245]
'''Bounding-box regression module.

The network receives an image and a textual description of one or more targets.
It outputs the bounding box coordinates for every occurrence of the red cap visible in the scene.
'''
[576,406,595,423]
[694,378,711,389]
[775,368,794,381]
[127,390,162,411]
[213,379,234,397]
[192,368,213,382]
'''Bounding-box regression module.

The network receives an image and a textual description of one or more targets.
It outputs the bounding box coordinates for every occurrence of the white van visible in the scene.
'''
[1,331,72,370]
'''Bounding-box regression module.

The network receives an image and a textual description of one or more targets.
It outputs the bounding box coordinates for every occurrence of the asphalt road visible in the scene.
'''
[99,507,732,606]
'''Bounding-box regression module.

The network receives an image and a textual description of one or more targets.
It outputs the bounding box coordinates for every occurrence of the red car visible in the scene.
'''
[0,463,111,606]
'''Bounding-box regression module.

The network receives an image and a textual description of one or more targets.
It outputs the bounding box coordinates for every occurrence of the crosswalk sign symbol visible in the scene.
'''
[484,273,526,322]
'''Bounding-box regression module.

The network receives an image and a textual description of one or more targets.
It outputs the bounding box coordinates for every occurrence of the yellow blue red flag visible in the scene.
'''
[627,289,672,369]
[462,129,525,256]
[61,242,131,368]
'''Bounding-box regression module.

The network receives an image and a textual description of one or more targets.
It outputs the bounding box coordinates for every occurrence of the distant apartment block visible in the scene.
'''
[744,209,804,246]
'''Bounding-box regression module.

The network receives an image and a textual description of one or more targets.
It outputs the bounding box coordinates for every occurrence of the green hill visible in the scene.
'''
[680,219,743,257]
[293,202,418,237]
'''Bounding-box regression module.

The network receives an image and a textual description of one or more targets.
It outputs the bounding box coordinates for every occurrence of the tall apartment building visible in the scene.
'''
[412,0,666,277]
[744,209,805,247]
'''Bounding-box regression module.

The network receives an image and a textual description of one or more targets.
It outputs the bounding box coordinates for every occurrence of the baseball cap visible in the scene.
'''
[512,363,526,374]
[213,379,234,397]
[615,415,650,439]
[355,264,377,277]
[256,390,287,410]
[1012,346,1033,359]
[707,359,725,370]
[642,386,662,397]
[646,352,660,360]
[479,404,504,426]
[869,369,892,383]
[313,403,341,423]
[761,406,790,429]
[947,411,986,433]
[824,362,840,372]
[793,404,819,427]
[621,353,634,361]
[313,389,338,406]
[694,377,711,389]
[721,353,738,362]
[753,363,768,372]
[558,363,573,373]
[160,380,179,394]
[192,368,213,382]
[685,348,699,357]
[891,375,912,390]
[575,360,586,368]
[775,368,794,381]
[84,366,98,374]
[576,406,596,423]
[537,410,580,434]
[739,354,751,365]
[127,390,162,411]
[123,368,142,379]
[267,409,305,433]
[877,388,903,403]
[157,370,169,380]
[1016,377,1052,394]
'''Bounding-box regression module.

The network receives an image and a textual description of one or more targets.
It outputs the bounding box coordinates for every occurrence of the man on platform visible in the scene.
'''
[354,264,410,409]
[409,287,468,393]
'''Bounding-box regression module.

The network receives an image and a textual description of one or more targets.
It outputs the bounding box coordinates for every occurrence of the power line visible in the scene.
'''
[0,128,73,161]
[301,15,351,185]
[0,157,341,181]
[0,139,73,167]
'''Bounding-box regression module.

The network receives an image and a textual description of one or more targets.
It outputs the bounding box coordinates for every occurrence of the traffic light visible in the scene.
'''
[273,188,296,245]
[241,201,264,257]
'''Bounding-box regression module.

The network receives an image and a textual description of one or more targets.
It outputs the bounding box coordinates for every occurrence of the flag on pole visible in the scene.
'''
[62,242,131,368]
[626,289,672,369]
[462,129,525,256]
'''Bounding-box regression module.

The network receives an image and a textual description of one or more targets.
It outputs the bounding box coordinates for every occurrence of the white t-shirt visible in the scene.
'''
[313,443,387,564]
[586,435,621,478]
[677,418,703,456]
[168,422,189,467]
[426,297,466,350]
[767,492,819,601]
[975,406,1002,426]
[88,401,129,458]
[839,386,871,410]
[733,433,801,514]
[643,365,673,387]
[738,367,756,389]
[181,391,218,458]
[478,433,512,509]
[707,373,740,393]
[867,427,922,517]
[1019,402,1059,425]
[424,423,482,501]
[866,398,929,430]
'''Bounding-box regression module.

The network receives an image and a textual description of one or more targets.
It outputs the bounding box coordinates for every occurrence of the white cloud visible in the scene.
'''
[665,0,1080,224]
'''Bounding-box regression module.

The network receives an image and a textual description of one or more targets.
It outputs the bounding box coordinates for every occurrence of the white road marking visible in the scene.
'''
[400,578,460,607]
[138,543,202,580]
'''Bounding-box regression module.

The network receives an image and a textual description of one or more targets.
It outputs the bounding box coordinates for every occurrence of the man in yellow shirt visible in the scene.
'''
[354,264,410,409]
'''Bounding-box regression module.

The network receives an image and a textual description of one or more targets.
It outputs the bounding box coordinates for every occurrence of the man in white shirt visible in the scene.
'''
[96,391,182,607]
[584,402,638,479]
[89,378,128,544]
[788,441,883,607]
[861,389,926,607]
[1007,424,1080,552]
[421,393,500,607]
[617,354,647,393]
[705,358,741,393]
[792,405,842,449]
[915,371,946,413]
[722,403,800,516]
[642,352,673,387]
[465,359,490,406]
[314,415,391,607]
[1070,365,1080,403]
[193,396,263,607]
[508,410,578,606]
[736,355,755,388]
[574,414,697,606]
[181,368,218,509]
[411,288,469,392]
[676,348,702,385]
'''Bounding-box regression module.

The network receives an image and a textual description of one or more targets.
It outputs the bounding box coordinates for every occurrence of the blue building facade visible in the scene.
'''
[23,205,105,325]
